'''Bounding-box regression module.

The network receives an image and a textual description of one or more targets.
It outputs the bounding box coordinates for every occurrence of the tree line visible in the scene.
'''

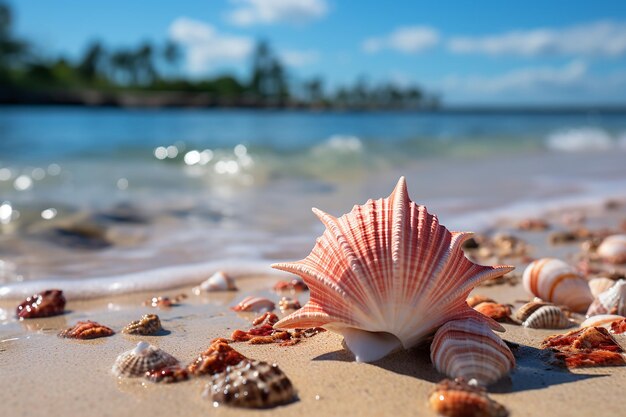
[0,2,438,109]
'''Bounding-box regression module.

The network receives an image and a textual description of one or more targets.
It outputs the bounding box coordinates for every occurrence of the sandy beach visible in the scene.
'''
[2,198,626,417]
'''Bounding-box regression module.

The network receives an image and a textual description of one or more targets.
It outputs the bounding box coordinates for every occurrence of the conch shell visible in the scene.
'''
[273,177,514,362]
[587,279,626,317]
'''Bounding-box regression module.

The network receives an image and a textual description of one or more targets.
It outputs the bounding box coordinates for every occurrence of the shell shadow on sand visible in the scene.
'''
[313,341,604,393]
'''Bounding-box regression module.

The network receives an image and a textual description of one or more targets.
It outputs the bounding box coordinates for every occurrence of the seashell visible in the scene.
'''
[517,218,550,231]
[597,234,626,264]
[122,314,162,335]
[522,305,573,329]
[112,341,178,377]
[273,177,513,362]
[580,314,625,329]
[542,327,626,368]
[193,271,237,294]
[278,297,301,312]
[186,340,247,376]
[473,302,511,322]
[466,295,495,308]
[145,365,190,383]
[231,296,275,313]
[203,360,296,408]
[514,300,551,322]
[588,277,616,298]
[610,318,626,334]
[58,320,114,339]
[273,278,308,293]
[430,317,515,386]
[522,258,593,313]
[428,378,508,417]
[16,289,66,319]
[587,279,626,317]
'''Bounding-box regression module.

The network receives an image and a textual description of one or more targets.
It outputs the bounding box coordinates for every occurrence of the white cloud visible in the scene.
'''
[279,49,319,67]
[441,61,588,94]
[169,17,253,73]
[227,0,328,27]
[363,26,440,54]
[448,21,626,57]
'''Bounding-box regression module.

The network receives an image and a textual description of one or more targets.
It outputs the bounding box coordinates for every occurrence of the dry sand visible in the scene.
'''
[1,204,626,417]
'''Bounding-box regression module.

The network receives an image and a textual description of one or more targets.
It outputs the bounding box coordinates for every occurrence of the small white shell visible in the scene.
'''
[580,314,625,329]
[522,258,593,313]
[587,279,626,317]
[430,317,515,386]
[231,296,275,313]
[522,305,573,329]
[112,341,178,377]
[597,234,626,264]
[588,277,616,298]
[193,271,237,294]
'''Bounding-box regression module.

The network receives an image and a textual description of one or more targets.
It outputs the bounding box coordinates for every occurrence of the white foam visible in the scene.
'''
[546,128,613,152]
[314,135,363,154]
[0,260,289,301]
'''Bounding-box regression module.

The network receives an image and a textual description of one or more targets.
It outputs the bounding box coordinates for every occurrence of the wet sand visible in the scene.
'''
[1,203,626,417]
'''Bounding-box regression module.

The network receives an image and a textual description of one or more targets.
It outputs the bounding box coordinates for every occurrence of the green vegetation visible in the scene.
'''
[0,2,437,109]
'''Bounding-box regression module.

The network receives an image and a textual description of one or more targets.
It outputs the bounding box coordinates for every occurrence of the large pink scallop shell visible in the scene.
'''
[272,177,514,362]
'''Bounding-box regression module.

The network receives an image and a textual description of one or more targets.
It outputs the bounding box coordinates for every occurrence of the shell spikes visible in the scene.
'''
[272,177,514,362]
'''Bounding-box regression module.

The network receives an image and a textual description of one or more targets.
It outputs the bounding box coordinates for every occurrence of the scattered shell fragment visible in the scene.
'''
[517,218,550,231]
[145,365,190,383]
[522,305,573,329]
[112,341,178,377]
[588,277,616,298]
[203,360,296,409]
[187,340,247,376]
[278,297,302,312]
[597,235,626,264]
[273,178,513,363]
[467,295,495,308]
[231,312,325,346]
[428,378,508,417]
[58,320,114,339]
[580,314,625,329]
[430,317,515,386]
[122,314,162,335]
[231,296,275,313]
[610,318,626,334]
[16,289,66,319]
[587,280,626,317]
[193,271,237,294]
[473,302,512,322]
[522,258,593,313]
[143,294,186,308]
[273,278,308,293]
[541,327,626,368]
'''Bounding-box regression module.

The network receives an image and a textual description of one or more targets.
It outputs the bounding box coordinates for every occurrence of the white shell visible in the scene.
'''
[522,258,593,313]
[588,277,616,298]
[112,341,178,377]
[231,296,275,313]
[193,271,237,294]
[587,279,626,317]
[522,305,573,329]
[580,314,625,329]
[597,234,626,264]
[430,317,515,386]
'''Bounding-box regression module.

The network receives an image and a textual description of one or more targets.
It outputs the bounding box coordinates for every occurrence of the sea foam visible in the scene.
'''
[546,128,613,152]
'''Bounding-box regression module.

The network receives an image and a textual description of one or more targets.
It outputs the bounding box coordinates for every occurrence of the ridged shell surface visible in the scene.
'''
[587,280,626,317]
[112,342,178,377]
[588,277,616,298]
[203,360,296,408]
[273,177,513,362]
[428,379,508,417]
[514,301,551,322]
[522,258,593,313]
[430,317,515,386]
[522,305,573,329]
[122,314,162,335]
[597,234,626,264]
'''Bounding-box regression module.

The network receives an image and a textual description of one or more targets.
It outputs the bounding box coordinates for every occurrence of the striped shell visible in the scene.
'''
[122,314,162,335]
[231,296,275,313]
[514,300,551,322]
[58,320,115,339]
[522,305,573,329]
[522,258,593,313]
[580,314,625,329]
[587,280,626,317]
[273,177,513,362]
[112,342,178,377]
[597,234,626,264]
[430,317,515,386]
[203,360,296,408]
[193,271,237,294]
[428,379,508,417]
[588,277,616,298]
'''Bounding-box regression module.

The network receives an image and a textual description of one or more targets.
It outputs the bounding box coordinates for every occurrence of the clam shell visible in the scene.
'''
[273,177,513,362]
[587,279,626,317]
[231,296,275,313]
[522,305,573,329]
[112,342,178,377]
[428,379,508,417]
[122,314,162,335]
[193,271,237,294]
[522,258,593,313]
[597,234,626,264]
[588,277,616,298]
[203,360,296,408]
[430,317,515,386]
[580,314,625,329]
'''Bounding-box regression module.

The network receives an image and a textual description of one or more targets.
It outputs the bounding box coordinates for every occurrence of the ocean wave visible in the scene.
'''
[312,135,364,154]
[546,128,614,152]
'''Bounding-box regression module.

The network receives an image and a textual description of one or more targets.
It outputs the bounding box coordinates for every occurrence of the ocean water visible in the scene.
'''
[1,107,626,294]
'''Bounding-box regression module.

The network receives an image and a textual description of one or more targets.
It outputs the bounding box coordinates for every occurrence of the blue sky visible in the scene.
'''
[8,0,626,104]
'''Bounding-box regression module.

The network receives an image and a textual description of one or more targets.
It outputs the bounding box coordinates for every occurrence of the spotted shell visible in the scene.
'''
[430,317,515,386]
[231,296,275,313]
[203,360,296,409]
[428,379,508,417]
[273,177,513,362]
[16,289,66,319]
[522,305,573,329]
[522,258,593,313]
[587,279,626,317]
[112,342,178,377]
[193,271,237,294]
[580,314,625,329]
[588,277,616,298]
[597,234,626,264]
[58,320,115,339]
[122,314,162,335]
